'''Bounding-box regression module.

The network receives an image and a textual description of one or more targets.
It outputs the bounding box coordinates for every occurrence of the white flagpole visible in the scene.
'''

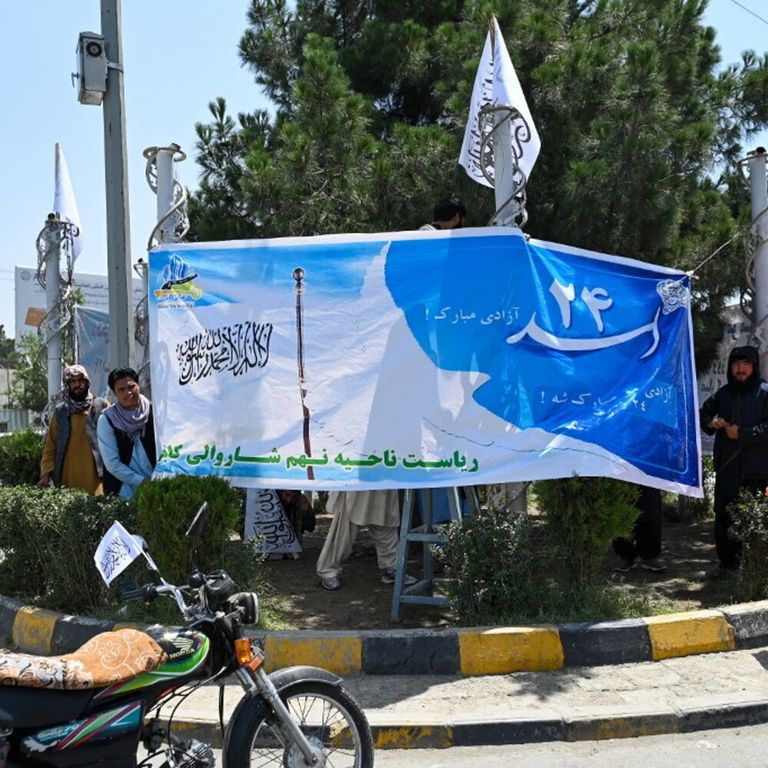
[53,143,84,261]
[459,16,541,227]
[490,20,518,226]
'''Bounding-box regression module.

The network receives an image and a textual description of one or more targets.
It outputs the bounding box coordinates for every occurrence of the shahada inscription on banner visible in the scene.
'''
[243,489,301,557]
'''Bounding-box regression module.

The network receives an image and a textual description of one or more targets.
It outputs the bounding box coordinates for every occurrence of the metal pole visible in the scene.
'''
[44,224,61,401]
[488,21,526,510]
[493,112,518,226]
[101,0,133,369]
[155,147,176,243]
[748,147,768,377]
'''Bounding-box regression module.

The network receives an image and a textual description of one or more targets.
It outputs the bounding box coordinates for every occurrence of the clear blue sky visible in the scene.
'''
[1,0,766,338]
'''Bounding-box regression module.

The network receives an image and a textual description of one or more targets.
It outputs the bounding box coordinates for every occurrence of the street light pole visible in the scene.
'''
[747,147,768,376]
[101,0,133,369]
[36,216,62,402]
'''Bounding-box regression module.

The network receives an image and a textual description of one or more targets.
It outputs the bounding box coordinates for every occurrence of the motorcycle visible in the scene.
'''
[0,503,374,767]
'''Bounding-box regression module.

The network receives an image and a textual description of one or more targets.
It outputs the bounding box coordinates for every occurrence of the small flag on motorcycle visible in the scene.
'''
[94,521,143,586]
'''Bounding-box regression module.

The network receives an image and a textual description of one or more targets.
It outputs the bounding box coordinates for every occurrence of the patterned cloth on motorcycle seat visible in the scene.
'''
[0,628,168,690]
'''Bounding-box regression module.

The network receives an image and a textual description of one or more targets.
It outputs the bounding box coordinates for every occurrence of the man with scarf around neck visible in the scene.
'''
[38,364,108,494]
[700,345,768,578]
[97,367,156,498]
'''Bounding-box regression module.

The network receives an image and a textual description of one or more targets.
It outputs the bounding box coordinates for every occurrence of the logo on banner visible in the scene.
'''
[154,254,203,306]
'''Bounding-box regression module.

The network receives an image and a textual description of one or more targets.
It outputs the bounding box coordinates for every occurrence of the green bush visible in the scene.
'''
[667,456,715,522]
[0,479,270,625]
[438,501,668,626]
[0,486,133,612]
[0,429,43,486]
[132,475,240,584]
[439,507,539,624]
[534,476,639,585]
[731,489,768,601]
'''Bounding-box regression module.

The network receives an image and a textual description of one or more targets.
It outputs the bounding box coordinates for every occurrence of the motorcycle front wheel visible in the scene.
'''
[225,680,374,767]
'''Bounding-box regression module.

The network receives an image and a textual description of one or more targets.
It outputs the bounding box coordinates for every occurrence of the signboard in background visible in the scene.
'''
[697,304,752,455]
[75,306,145,400]
[149,227,702,496]
[14,266,144,344]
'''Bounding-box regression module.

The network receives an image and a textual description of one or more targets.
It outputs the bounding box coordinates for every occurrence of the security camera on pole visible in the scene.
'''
[74,0,133,370]
[459,15,541,510]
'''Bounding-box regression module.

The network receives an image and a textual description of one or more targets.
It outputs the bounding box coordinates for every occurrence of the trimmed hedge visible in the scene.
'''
[133,475,241,584]
[0,487,133,612]
[0,476,246,615]
[0,429,43,487]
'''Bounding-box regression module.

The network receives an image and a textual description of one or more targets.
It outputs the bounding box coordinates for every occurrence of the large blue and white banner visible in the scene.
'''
[148,228,702,496]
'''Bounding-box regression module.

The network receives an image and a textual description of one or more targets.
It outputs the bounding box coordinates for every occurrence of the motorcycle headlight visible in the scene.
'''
[227,591,259,625]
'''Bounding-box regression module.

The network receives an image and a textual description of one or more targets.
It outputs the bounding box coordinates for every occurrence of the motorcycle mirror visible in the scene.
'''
[186,502,209,540]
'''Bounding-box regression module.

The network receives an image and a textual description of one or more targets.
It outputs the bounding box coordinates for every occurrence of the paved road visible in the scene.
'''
[371,723,768,766]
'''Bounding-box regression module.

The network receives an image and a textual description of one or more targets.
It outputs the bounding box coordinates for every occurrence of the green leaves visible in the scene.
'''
[189,0,768,374]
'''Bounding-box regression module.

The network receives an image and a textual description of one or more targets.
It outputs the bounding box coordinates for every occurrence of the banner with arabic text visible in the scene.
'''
[148,228,702,496]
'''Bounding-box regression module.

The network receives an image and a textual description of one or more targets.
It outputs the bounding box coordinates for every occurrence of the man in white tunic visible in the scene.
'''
[316,490,415,590]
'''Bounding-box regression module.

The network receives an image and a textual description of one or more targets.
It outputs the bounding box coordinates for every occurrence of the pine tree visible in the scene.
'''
[189,0,768,367]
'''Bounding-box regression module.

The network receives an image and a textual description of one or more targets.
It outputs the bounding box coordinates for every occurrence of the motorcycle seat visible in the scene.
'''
[0,628,168,690]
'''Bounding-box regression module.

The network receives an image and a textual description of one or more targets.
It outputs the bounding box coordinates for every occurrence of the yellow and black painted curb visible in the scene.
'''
[165,698,768,750]
[3,596,768,748]
[1,594,766,677]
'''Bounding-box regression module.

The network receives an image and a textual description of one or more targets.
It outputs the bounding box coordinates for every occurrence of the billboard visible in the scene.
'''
[14,266,144,343]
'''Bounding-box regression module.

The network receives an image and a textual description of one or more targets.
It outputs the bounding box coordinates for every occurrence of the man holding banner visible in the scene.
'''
[419,198,467,231]
[98,367,156,498]
[38,364,107,494]
[700,345,768,578]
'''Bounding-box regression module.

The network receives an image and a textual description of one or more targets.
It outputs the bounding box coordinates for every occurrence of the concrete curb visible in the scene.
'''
[2,595,767,676]
[3,596,768,748]
[163,699,768,750]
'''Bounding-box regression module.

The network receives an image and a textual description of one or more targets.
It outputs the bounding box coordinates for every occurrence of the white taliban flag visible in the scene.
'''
[458,16,541,187]
[53,143,84,260]
[94,520,143,586]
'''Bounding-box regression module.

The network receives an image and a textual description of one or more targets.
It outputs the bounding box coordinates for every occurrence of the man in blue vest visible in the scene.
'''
[38,364,108,494]
[97,367,156,498]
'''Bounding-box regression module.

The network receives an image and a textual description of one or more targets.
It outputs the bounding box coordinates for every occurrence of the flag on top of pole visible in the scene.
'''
[459,16,541,188]
[53,143,83,261]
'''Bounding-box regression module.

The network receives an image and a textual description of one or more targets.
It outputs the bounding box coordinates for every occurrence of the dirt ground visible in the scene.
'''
[260,510,736,631]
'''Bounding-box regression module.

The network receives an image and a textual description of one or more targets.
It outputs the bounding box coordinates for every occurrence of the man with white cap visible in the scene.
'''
[38,364,108,494]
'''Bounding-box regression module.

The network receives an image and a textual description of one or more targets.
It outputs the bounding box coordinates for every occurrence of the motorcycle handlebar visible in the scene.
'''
[120,584,159,602]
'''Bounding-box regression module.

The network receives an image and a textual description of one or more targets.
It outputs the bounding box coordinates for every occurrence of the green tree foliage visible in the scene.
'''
[0,325,17,369]
[7,334,47,412]
[189,0,768,370]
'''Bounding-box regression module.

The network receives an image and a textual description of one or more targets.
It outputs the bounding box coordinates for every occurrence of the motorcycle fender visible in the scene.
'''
[268,665,342,691]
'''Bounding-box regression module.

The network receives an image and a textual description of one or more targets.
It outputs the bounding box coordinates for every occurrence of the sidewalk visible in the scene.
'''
[168,645,768,749]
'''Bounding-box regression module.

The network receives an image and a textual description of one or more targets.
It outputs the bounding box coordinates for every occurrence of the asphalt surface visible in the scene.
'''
[167,644,768,749]
[3,584,768,749]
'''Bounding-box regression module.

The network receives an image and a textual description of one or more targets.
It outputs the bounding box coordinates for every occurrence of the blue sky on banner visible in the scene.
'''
[148,230,700,494]
[0,0,765,337]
